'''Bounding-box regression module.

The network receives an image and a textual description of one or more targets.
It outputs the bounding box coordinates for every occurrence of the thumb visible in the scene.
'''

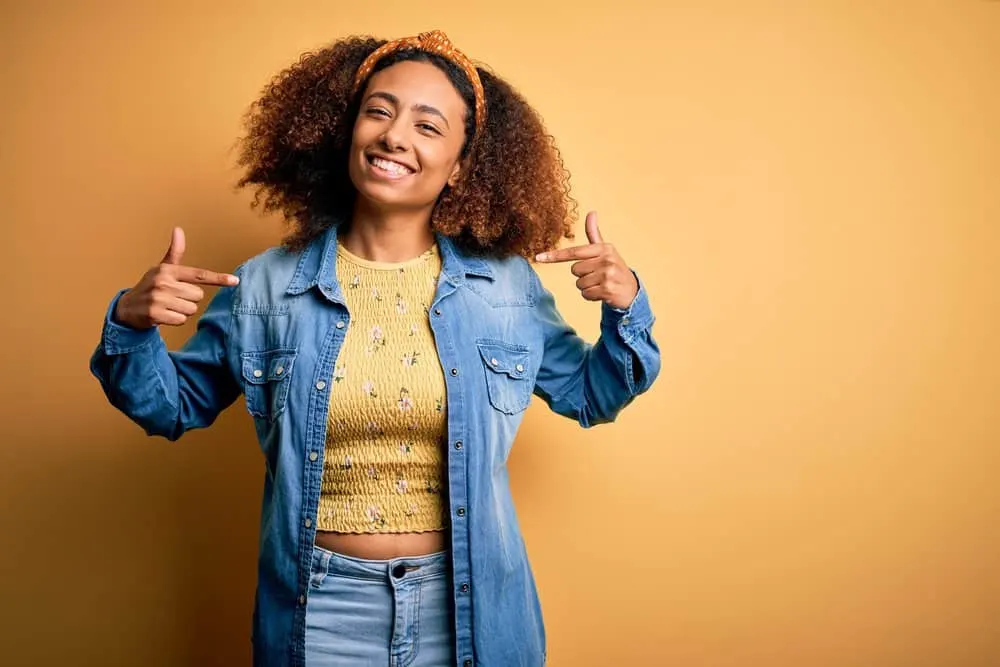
[161,226,185,265]
[585,210,603,244]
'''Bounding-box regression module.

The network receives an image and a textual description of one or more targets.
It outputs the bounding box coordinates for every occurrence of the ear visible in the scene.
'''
[447,160,463,188]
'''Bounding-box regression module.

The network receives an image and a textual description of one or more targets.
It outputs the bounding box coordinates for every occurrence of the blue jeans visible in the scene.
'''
[304,546,455,666]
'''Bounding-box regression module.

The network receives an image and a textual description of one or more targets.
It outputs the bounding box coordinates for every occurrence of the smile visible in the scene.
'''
[367,155,415,177]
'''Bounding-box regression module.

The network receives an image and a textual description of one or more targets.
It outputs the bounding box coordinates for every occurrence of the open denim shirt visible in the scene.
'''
[90,227,660,666]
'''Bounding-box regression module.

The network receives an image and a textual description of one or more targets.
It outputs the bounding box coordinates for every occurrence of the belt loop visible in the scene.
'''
[310,547,332,588]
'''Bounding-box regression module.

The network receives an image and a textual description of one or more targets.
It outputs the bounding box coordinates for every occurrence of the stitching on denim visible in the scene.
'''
[397,580,422,667]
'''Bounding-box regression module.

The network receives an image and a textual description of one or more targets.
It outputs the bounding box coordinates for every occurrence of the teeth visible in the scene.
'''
[371,157,413,175]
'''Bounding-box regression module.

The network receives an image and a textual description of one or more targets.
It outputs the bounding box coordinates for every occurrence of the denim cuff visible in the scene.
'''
[600,272,655,343]
[101,289,160,355]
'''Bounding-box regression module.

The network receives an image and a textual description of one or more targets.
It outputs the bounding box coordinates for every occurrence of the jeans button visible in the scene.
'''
[392,564,406,579]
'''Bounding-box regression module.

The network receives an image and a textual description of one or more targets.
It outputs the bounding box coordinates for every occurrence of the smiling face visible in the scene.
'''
[348,59,469,215]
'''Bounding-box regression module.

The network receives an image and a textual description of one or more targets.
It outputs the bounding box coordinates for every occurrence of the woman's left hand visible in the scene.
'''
[535,211,639,310]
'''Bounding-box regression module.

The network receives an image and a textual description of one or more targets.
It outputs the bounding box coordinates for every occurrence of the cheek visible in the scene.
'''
[350,123,368,155]
[419,141,463,180]
[351,115,385,150]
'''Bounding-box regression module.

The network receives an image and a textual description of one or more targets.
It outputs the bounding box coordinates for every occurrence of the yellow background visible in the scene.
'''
[2,1,998,665]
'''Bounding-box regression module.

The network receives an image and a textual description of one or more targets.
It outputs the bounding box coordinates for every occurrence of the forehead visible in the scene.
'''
[364,60,467,118]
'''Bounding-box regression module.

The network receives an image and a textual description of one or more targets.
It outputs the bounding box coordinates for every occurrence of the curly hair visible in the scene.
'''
[236,35,576,258]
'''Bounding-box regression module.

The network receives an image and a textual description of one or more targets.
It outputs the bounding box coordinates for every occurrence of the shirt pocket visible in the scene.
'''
[240,348,297,422]
[477,339,532,415]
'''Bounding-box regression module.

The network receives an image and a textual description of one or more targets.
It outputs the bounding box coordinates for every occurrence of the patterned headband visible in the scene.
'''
[352,30,487,134]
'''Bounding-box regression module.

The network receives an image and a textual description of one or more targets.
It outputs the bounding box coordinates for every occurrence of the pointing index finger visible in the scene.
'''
[174,265,240,286]
[535,244,603,263]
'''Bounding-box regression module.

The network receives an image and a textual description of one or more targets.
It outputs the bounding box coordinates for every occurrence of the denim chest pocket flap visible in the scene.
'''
[476,339,532,415]
[241,348,298,420]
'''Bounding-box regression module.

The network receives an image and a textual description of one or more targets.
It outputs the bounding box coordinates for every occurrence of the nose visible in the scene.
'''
[380,117,409,152]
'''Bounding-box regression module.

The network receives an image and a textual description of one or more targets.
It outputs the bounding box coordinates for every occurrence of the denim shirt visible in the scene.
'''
[90,227,660,667]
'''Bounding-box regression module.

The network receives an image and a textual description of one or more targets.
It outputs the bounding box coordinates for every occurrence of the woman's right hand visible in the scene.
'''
[114,227,240,330]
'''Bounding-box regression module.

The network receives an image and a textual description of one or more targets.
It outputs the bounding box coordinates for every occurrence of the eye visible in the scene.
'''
[366,107,391,117]
[417,122,442,135]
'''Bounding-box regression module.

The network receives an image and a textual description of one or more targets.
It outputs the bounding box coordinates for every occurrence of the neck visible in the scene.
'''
[343,199,437,262]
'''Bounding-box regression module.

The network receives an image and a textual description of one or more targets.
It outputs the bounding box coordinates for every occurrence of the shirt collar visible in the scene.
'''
[285,225,495,299]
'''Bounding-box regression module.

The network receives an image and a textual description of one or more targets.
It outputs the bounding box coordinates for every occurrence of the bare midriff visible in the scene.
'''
[314,529,449,560]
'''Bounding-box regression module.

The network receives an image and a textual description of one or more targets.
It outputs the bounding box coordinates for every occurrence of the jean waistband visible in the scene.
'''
[311,544,449,582]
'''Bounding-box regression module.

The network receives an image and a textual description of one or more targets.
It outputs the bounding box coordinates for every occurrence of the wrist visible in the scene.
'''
[609,274,640,310]
[112,291,144,329]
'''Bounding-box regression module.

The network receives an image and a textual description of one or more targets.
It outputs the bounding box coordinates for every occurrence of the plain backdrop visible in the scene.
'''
[2,1,998,665]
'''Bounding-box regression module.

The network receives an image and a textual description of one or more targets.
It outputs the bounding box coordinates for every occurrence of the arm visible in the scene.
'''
[89,227,243,441]
[89,282,241,441]
[531,268,660,427]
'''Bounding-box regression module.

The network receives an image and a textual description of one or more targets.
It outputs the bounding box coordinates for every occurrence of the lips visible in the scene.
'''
[367,154,416,176]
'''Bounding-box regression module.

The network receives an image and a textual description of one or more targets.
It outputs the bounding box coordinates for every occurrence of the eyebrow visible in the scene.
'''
[366,91,451,129]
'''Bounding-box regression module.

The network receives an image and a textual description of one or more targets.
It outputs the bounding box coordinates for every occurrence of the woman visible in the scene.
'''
[91,30,660,667]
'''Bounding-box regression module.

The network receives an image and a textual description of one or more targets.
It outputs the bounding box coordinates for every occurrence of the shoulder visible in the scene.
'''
[230,244,305,311]
[236,244,302,286]
[461,251,542,307]
[484,252,534,278]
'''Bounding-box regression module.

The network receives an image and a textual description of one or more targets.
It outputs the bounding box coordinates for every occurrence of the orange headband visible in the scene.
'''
[352,30,486,133]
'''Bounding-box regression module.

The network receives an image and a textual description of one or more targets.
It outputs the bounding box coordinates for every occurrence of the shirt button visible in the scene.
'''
[454,441,463,450]
[304,518,312,528]
[275,366,284,375]
[490,358,499,367]
[434,308,442,316]
[460,583,469,593]
[450,368,459,376]
[253,369,263,378]
[514,363,524,373]
[457,507,466,517]
[298,595,306,605]
[622,317,630,326]
[336,320,345,329]
[309,451,319,462]
[315,381,327,391]
[464,661,472,667]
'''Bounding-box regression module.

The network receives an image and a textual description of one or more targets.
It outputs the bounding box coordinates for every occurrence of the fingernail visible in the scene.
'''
[230,276,240,285]
[535,253,547,261]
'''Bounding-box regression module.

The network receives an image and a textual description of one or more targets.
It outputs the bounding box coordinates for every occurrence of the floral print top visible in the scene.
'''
[317,241,448,533]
